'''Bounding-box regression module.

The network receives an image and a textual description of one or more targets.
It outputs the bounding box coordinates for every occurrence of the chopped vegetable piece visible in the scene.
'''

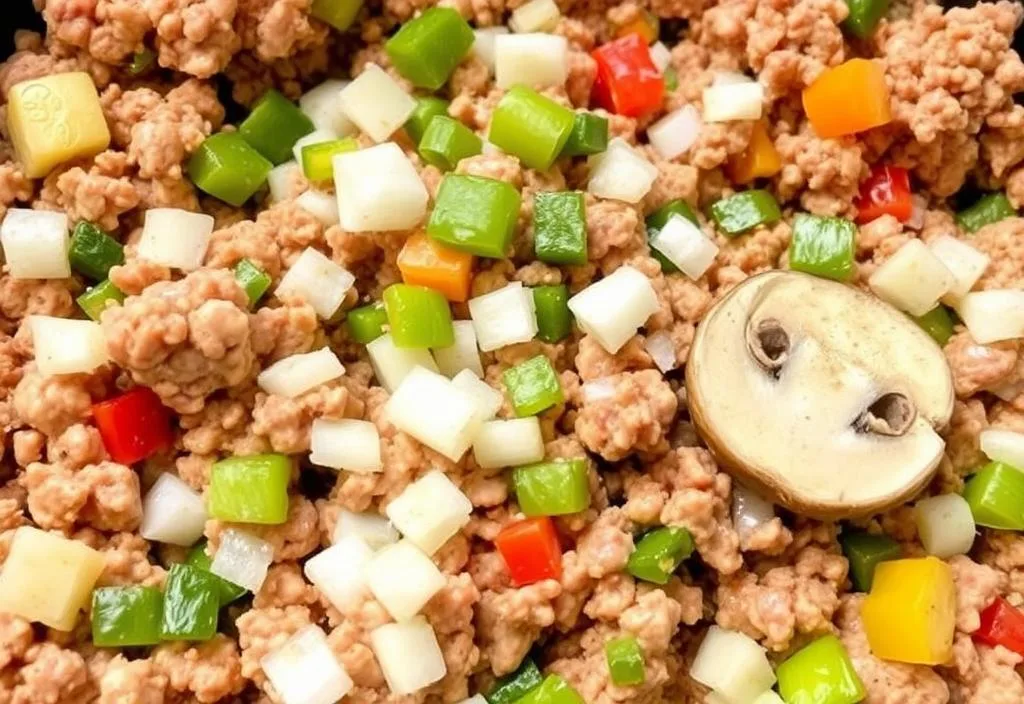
[709,189,781,236]
[296,190,340,226]
[385,366,481,461]
[591,34,664,117]
[207,454,291,525]
[185,541,247,605]
[486,657,544,704]
[370,617,447,695]
[398,233,473,303]
[469,282,538,351]
[703,81,764,122]
[406,96,452,144]
[339,65,418,144]
[428,174,521,258]
[587,138,658,204]
[311,418,382,474]
[980,429,1024,472]
[77,280,125,321]
[69,221,124,281]
[567,265,659,354]
[30,316,108,377]
[605,636,645,686]
[915,493,976,559]
[963,461,1024,530]
[472,26,508,72]
[383,283,455,348]
[489,85,575,170]
[473,417,545,469]
[276,247,355,319]
[503,355,564,417]
[140,473,207,547]
[868,238,955,316]
[855,164,912,224]
[802,59,891,138]
[955,290,1024,345]
[647,105,701,160]
[385,7,474,90]
[367,333,439,391]
[727,121,781,184]
[533,285,572,343]
[509,0,561,33]
[533,191,587,265]
[347,303,388,344]
[239,89,315,164]
[305,536,374,608]
[91,586,163,647]
[300,79,357,137]
[787,213,856,281]
[128,49,155,75]
[913,306,955,346]
[310,0,363,30]
[300,137,358,181]
[494,33,569,89]
[335,142,428,232]
[419,115,483,170]
[627,527,694,584]
[385,470,473,555]
[433,321,485,377]
[262,624,355,704]
[365,540,446,621]
[843,0,889,38]
[840,531,901,592]
[513,458,590,516]
[453,369,503,423]
[161,563,220,641]
[495,516,562,586]
[614,8,658,43]
[92,387,173,465]
[561,112,609,157]
[650,214,719,281]
[646,199,698,273]
[519,675,584,704]
[0,209,70,280]
[138,208,214,272]
[691,627,776,704]
[975,597,1024,658]
[956,192,1017,233]
[210,528,274,593]
[188,132,273,206]
[234,258,271,307]
[928,235,990,304]
[663,67,678,91]
[776,635,866,704]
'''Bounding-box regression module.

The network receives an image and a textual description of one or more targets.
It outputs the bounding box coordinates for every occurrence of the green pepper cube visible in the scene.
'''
[627,527,694,585]
[956,192,1017,234]
[428,174,521,258]
[605,636,645,686]
[840,531,901,592]
[347,302,388,344]
[777,635,866,704]
[489,85,575,171]
[128,49,155,75]
[519,675,585,704]
[645,199,698,274]
[91,585,163,647]
[513,458,590,516]
[788,213,856,282]
[185,541,247,605]
[963,461,1024,530]
[533,285,572,343]
[188,132,274,207]
[561,112,609,157]
[301,137,358,181]
[233,259,272,307]
[239,90,315,165]
[419,116,482,171]
[533,191,587,266]
[208,454,291,525]
[385,7,474,90]
[709,189,781,236]
[311,0,364,31]
[382,283,455,348]
[664,68,679,92]
[77,280,125,321]
[486,657,544,704]
[406,96,451,145]
[842,0,889,38]
[69,221,124,281]
[913,306,955,346]
[161,563,220,641]
[503,355,564,417]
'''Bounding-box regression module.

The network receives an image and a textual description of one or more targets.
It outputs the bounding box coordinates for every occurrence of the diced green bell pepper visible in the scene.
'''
[956,192,1017,234]
[709,189,781,236]
[78,280,125,321]
[419,116,482,171]
[645,199,698,273]
[561,112,609,157]
[428,174,521,258]
[913,306,955,346]
[840,531,901,592]
[777,635,866,704]
[519,675,585,704]
[513,458,590,516]
[503,355,564,417]
[627,527,694,585]
[663,68,678,92]
[842,0,889,38]
[208,454,291,525]
[406,96,451,145]
[385,7,474,90]
[347,302,388,344]
[301,137,358,181]
[128,49,155,75]
[382,283,455,348]
[69,221,124,281]
[533,285,572,344]
[188,132,273,207]
[489,85,575,171]
[185,541,247,605]
[963,461,1024,530]
[310,0,364,31]
[533,191,587,266]
[92,585,163,647]
[788,213,856,281]
[605,635,645,686]
[239,90,315,165]
[161,563,220,641]
[234,258,271,307]
[486,657,544,704]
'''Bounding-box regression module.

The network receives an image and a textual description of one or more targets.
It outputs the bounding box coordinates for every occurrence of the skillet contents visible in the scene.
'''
[1,0,1024,702]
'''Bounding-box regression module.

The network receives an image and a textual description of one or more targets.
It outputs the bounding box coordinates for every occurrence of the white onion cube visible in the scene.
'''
[261,624,353,704]
[210,528,274,593]
[956,290,1024,344]
[650,213,718,281]
[0,209,70,279]
[29,316,108,377]
[385,366,481,461]
[494,34,569,89]
[644,330,677,373]
[927,235,990,304]
[980,428,1024,471]
[432,320,484,378]
[310,418,382,473]
[365,540,446,621]
[385,470,473,555]
[473,418,545,469]
[300,79,357,138]
[753,692,786,704]
[868,239,955,316]
[472,28,509,73]
[568,266,659,354]
[338,64,416,143]
[468,282,538,352]
[509,0,561,32]
[334,142,428,232]
[370,617,447,695]
[295,190,340,227]
[139,473,207,546]
[731,483,776,545]
[276,247,355,319]
[702,82,765,122]
[647,106,702,161]
[137,208,213,271]
[303,535,374,609]
[587,138,658,204]
[649,42,672,73]
[366,333,440,392]
[690,626,776,704]
[332,509,400,550]
[915,493,976,559]
[258,348,345,398]
[267,161,303,204]
[451,369,504,424]
[458,696,489,704]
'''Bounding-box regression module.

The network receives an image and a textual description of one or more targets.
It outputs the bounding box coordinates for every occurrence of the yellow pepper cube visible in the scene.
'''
[860,556,955,666]
[0,526,105,630]
[6,72,111,178]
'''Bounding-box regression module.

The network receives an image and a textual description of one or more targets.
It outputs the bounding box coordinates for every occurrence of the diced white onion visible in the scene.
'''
[644,330,677,373]
[992,380,1024,402]
[29,316,108,377]
[509,0,561,33]
[472,27,510,73]
[261,624,354,704]
[927,234,990,304]
[0,209,70,279]
[690,626,776,704]
[468,282,538,352]
[647,105,702,161]
[731,483,775,545]
[332,508,399,550]
[370,617,447,695]
[210,528,274,593]
[310,418,382,473]
[587,138,658,204]
[752,692,786,704]
[482,140,504,156]
[275,247,355,319]
[366,333,440,392]
[649,41,672,73]
[568,265,659,354]
[451,369,504,424]
[868,239,954,316]
[711,70,752,86]
[365,539,446,621]
[338,64,416,143]
[258,348,345,398]
[980,428,1024,471]
[458,696,489,704]
[915,493,976,559]
[137,208,214,271]
[295,190,340,227]
[300,79,357,138]
[494,33,569,89]
[907,194,927,230]
[702,82,765,122]
[581,378,616,403]
[293,128,338,167]
[303,535,374,609]
[650,213,719,281]
[473,417,545,469]
[955,290,1024,344]
[334,142,428,232]
[432,320,484,378]
[384,366,482,461]
[139,473,207,546]
[267,161,303,203]
[385,470,473,554]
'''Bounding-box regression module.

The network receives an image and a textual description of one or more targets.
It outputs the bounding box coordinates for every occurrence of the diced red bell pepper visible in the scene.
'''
[975,597,1024,657]
[495,516,562,586]
[92,387,174,465]
[590,34,664,118]
[855,164,913,224]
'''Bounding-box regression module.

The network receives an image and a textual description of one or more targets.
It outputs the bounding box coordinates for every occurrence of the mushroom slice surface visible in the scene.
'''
[686,271,954,519]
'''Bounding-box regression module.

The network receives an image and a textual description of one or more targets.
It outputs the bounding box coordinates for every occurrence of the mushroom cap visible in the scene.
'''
[686,271,955,519]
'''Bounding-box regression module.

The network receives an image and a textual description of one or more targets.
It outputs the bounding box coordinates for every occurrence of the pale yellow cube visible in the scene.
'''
[0,527,105,631]
[6,72,111,178]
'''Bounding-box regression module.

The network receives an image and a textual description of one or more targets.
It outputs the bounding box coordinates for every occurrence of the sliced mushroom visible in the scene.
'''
[686,271,954,519]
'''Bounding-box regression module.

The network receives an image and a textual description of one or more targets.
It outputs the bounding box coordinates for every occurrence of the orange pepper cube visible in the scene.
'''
[728,121,782,184]
[398,233,473,302]
[802,59,892,139]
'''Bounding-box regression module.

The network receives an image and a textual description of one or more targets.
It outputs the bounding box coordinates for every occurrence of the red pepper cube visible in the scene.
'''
[93,387,174,465]
[590,34,664,118]
[975,597,1024,658]
[855,164,913,224]
[495,516,562,586]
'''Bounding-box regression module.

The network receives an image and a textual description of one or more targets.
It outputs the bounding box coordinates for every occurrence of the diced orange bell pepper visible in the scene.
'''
[802,59,892,139]
[860,556,955,665]
[727,122,781,184]
[397,232,474,303]
[615,10,659,45]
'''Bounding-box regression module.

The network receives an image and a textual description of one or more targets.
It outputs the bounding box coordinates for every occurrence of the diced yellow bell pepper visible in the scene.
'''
[860,556,955,666]
[0,526,105,630]
[727,121,781,185]
[6,72,111,178]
